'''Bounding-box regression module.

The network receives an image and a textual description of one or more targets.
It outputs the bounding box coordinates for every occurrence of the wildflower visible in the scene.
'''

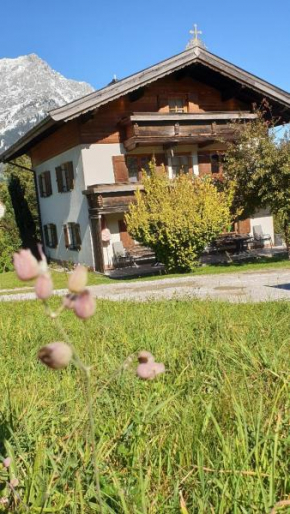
[38,342,73,370]
[73,290,96,319]
[3,457,11,468]
[63,293,77,310]
[35,272,53,300]
[138,350,155,364]
[68,265,88,293]
[13,249,39,281]
[137,361,165,380]
[9,478,19,488]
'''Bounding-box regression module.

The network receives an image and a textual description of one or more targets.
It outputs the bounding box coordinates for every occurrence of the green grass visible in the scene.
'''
[1,253,290,292]
[0,297,290,512]
[0,269,109,292]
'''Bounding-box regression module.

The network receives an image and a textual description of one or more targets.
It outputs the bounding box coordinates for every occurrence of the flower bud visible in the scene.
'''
[35,272,53,300]
[10,478,19,488]
[13,249,39,281]
[3,457,11,468]
[74,290,96,319]
[63,293,77,310]
[136,362,165,380]
[68,265,88,293]
[38,342,73,370]
[138,351,155,364]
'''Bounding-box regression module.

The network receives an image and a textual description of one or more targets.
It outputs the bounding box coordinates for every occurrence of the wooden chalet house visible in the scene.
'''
[1,34,290,272]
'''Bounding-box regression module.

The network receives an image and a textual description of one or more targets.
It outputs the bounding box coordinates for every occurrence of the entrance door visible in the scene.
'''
[118,219,134,248]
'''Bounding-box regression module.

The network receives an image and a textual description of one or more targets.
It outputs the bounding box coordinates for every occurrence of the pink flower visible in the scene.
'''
[3,457,11,468]
[74,290,96,319]
[68,265,88,293]
[38,342,73,370]
[138,351,155,364]
[35,273,53,300]
[13,249,39,281]
[9,478,19,488]
[137,362,165,380]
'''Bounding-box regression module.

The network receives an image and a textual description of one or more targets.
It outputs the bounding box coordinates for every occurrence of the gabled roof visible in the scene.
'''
[1,44,290,162]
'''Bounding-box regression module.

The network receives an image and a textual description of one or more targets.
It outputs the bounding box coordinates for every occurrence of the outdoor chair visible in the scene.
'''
[252,225,273,248]
[112,241,138,268]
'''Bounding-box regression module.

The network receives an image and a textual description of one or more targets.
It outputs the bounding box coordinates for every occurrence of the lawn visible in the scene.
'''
[0,269,109,292]
[0,297,289,512]
[0,253,290,292]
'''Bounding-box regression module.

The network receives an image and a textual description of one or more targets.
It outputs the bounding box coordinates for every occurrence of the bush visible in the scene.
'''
[125,168,232,272]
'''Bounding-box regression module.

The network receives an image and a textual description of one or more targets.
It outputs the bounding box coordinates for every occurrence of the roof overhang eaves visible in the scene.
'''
[0,116,56,163]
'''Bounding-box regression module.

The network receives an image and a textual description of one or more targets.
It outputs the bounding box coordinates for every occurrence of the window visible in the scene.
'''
[55,162,74,193]
[44,224,58,248]
[210,154,224,174]
[63,223,82,251]
[126,156,151,183]
[168,97,186,113]
[39,171,52,198]
[171,155,190,178]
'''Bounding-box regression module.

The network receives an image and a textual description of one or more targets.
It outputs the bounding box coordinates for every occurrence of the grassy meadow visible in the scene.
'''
[0,296,289,512]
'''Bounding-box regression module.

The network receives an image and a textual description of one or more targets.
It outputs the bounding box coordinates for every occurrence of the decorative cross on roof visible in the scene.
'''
[186,24,206,50]
[190,24,202,42]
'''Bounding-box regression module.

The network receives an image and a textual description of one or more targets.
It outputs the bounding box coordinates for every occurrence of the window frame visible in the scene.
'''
[168,96,188,113]
[64,222,82,251]
[39,170,52,198]
[56,162,74,193]
[44,223,58,248]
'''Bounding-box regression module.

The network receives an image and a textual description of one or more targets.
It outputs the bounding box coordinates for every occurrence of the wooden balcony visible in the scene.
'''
[120,112,256,151]
[84,183,143,215]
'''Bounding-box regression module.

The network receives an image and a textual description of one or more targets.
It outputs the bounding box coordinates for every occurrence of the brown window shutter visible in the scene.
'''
[63,224,69,248]
[45,171,52,196]
[198,153,211,177]
[75,223,82,248]
[51,224,58,247]
[44,224,49,246]
[39,174,44,197]
[112,155,129,182]
[56,166,63,192]
[65,162,74,191]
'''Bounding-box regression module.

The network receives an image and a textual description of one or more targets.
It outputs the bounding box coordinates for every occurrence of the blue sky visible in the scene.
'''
[1,0,290,93]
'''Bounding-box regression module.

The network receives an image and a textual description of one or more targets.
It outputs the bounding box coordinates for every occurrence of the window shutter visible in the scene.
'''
[45,171,52,196]
[44,224,49,246]
[75,223,82,248]
[63,224,69,248]
[51,224,58,248]
[112,155,129,182]
[198,152,211,177]
[56,166,63,192]
[39,174,44,197]
[65,162,74,191]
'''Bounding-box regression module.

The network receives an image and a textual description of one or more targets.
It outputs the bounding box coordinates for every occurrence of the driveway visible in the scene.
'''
[1,268,290,303]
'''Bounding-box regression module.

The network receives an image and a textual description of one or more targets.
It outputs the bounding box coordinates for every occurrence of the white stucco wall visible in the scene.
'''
[35,146,94,267]
[250,208,274,243]
[81,143,124,187]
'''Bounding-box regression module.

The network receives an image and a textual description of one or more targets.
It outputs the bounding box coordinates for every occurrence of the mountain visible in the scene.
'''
[0,54,94,152]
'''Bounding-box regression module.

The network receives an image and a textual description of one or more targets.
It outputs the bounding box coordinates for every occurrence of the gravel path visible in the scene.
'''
[1,268,290,303]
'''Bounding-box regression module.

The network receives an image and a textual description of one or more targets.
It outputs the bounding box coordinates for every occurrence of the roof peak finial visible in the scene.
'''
[186,24,206,50]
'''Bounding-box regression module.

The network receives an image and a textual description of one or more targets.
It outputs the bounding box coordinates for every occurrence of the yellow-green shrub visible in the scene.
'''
[125,168,232,272]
